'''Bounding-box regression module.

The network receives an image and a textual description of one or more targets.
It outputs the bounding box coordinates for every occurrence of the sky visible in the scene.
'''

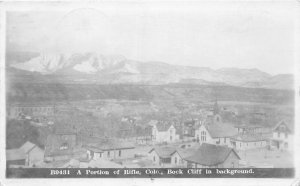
[6,1,297,75]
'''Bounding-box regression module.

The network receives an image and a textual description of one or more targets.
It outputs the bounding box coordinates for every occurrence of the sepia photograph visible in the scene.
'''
[0,0,299,183]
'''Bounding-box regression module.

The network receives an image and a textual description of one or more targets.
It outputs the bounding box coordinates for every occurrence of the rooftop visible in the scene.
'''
[156,121,173,132]
[231,133,267,142]
[149,146,176,158]
[86,139,135,151]
[273,120,293,134]
[19,141,36,153]
[185,143,240,166]
[207,123,237,138]
[6,149,26,161]
[234,124,265,129]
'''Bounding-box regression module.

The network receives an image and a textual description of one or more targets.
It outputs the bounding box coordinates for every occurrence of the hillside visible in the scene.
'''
[6,83,294,105]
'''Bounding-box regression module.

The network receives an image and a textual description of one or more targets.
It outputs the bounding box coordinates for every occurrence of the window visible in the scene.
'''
[201,131,206,141]
[224,138,226,143]
[119,150,122,157]
[278,132,280,138]
[175,157,177,164]
[231,162,235,168]
[59,142,68,150]
[107,151,110,157]
[153,156,156,162]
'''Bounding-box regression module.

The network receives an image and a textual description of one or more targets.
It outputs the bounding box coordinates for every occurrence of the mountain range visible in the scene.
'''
[7,52,294,90]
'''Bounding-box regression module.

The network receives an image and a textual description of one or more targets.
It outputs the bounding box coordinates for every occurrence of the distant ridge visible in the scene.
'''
[7,52,294,90]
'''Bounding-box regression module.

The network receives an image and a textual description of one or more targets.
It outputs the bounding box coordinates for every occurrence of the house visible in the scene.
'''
[184,143,240,168]
[235,124,271,135]
[6,149,26,168]
[230,134,268,150]
[44,133,77,162]
[151,121,178,143]
[6,141,44,168]
[170,147,199,167]
[85,139,135,160]
[194,122,237,147]
[148,146,176,167]
[270,120,293,151]
[19,141,44,167]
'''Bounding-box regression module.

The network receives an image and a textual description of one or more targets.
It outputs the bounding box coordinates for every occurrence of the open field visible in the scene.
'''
[238,148,294,168]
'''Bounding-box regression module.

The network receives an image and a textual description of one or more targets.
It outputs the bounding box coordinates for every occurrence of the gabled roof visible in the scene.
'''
[273,120,292,134]
[184,143,240,166]
[156,122,174,132]
[6,149,26,161]
[85,146,104,153]
[87,139,135,151]
[19,141,36,153]
[206,123,237,138]
[149,146,176,158]
[171,148,198,159]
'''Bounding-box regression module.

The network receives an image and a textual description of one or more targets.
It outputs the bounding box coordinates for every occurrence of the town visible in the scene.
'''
[6,98,294,169]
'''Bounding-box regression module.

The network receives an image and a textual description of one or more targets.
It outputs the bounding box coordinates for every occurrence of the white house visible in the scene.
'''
[151,121,179,143]
[270,120,293,151]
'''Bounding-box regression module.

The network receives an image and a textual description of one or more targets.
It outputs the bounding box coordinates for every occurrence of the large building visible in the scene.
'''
[8,103,55,119]
[230,134,268,150]
[148,143,241,168]
[85,139,135,161]
[194,122,237,147]
[184,143,240,168]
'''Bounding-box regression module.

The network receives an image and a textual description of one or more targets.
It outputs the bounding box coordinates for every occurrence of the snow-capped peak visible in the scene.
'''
[10,53,66,74]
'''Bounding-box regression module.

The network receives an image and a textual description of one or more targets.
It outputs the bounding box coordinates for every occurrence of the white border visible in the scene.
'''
[0,1,299,186]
